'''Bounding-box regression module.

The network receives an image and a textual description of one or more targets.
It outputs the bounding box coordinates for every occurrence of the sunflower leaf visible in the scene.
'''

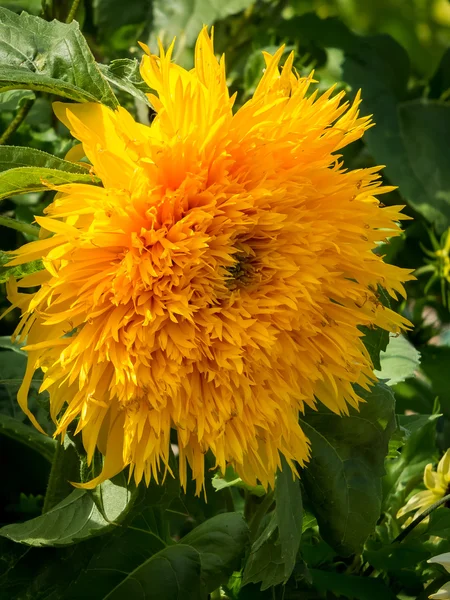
[300,383,396,556]
[0,413,56,463]
[0,250,43,283]
[243,459,303,589]
[0,166,99,204]
[103,544,202,600]
[374,334,421,386]
[97,60,152,106]
[0,7,118,107]
[0,146,90,173]
[181,512,250,593]
[0,475,132,547]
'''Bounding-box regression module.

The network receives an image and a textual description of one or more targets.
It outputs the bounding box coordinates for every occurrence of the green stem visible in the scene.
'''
[66,0,81,23]
[0,99,34,145]
[210,589,221,599]
[42,439,80,513]
[0,215,40,238]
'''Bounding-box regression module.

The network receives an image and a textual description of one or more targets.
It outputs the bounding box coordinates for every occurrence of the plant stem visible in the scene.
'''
[0,99,34,145]
[210,589,221,599]
[0,215,40,238]
[66,0,81,23]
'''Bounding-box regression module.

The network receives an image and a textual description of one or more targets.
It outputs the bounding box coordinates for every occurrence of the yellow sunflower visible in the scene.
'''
[397,449,450,523]
[4,28,412,494]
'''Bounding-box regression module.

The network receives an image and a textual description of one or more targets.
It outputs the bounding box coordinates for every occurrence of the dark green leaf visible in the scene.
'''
[426,508,450,539]
[274,459,303,580]
[93,0,150,35]
[310,568,397,600]
[429,47,450,100]
[243,460,303,589]
[397,101,450,230]
[0,7,117,106]
[360,326,389,373]
[181,512,249,593]
[420,345,450,415]
[104,544,202,600]
[0,476,132,546]
[300,383,396,555]
[0,413,55,462]
[383,414,439,513]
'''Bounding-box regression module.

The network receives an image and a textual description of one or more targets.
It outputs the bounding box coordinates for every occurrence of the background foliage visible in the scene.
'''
[0,0,450,598]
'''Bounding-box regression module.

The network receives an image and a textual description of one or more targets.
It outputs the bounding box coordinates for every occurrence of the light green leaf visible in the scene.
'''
[181,512,250,593]
[300,383,396,555]
[0,166,99,203]
[0,413,55,463]
[152,0,254,47]
[212,465,265,497]
[0,250,43,283]
[0,146,90,174]
[104,544,202,600]
[375,334,421,386]
[0,476,132,547]
[0,7,117,107]
[98,59,152,106]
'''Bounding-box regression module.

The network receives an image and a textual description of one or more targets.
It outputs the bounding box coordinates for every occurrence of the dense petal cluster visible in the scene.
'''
[397,449,450,524]
[6,29,412,493]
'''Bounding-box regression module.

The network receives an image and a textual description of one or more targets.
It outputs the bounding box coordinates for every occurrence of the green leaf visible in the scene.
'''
[360,326,389,372]
[0,166,99,203]
[0,413,55,463]
[0,146,90,174]
[0,476,132,546]
[300,383,396,555]
[274,459,303,580]
[151,0,255,47]
[243,459,303,589]
[396,101,450,230]
[426,508,450,539]
[420,346,450,414]
[0,250,43,283]
[93,0,150,35]
[383,414,439,513]
[429,47,450,100]
[309,568,397,600]
[0,7,117,107]
[104,544,202,600]
[374,334,421,386]
[212,465,265,497]
[181,512,250,593]
[97,59,152,106]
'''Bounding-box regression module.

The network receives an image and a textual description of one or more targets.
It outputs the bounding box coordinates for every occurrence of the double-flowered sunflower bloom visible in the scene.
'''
[5,29,412,493]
